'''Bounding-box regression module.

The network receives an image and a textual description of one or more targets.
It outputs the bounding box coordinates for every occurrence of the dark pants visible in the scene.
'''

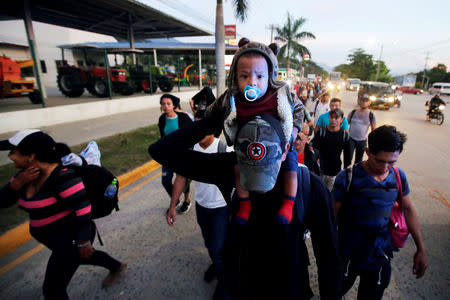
[195,203,229,277]
[344,137,367,168]
[342,259,391,300]
[42,227,121,300]
[161,166,190,198]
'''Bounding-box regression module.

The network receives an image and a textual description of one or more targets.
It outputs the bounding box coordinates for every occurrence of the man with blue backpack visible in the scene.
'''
[332,125,427,300]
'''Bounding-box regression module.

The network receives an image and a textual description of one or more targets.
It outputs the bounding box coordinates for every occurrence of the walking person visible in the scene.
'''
[311,108,350,190]
[149,114,343,299]
[314,97,349,133]
[310,91,331,127]
[293,128,321,176]
[344,94,376,168]
[333,125,427,300]
[158,94,193,213]
[0,129,126,300]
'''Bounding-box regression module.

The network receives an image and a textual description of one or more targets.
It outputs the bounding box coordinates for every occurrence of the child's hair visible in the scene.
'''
[368,125,407,154]
[160,94,181,109]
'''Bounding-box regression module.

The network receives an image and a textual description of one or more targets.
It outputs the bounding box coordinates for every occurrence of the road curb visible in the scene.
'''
[0,160,161,258]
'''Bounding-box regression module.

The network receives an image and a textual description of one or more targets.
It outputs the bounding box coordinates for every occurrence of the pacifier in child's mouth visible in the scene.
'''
[244,85,261,102]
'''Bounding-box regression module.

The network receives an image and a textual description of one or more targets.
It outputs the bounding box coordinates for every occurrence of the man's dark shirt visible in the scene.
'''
[149,117,343,299]
[312,128,349,176]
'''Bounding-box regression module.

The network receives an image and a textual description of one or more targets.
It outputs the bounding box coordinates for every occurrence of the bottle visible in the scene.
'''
[104,178,118,199]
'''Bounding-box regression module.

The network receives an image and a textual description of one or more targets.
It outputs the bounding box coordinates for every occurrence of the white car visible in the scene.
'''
[429,82,450,95]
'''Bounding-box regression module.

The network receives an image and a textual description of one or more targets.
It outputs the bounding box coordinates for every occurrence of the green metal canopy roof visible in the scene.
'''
[0,0,213,39]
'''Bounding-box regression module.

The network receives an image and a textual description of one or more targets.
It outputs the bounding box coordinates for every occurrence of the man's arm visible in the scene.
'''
[166,175,187,226]
[403,194,428,278]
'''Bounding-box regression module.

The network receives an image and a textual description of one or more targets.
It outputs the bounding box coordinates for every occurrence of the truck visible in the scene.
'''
[394,75,416,87]
[0,56,41,104]
[329,71,341,81]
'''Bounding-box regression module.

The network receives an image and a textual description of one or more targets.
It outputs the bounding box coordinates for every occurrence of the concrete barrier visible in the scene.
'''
[0,91,199,134]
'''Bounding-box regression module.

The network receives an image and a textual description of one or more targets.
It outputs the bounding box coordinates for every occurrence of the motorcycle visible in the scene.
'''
[425,101,446,125]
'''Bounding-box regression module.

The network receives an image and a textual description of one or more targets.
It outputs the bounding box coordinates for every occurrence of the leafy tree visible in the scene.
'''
[275,13,315,78]
[416,64,450,87]
[215,0,248,97]
[347,48,376,80]
[372,61,394,83]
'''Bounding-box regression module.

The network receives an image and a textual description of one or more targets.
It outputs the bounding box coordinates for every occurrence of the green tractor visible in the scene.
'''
[128,65,174,94]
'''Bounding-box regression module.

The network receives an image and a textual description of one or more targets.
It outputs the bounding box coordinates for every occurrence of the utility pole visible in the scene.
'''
[421,52,430,89]
[375,44,383,81]
[265,24,277,43]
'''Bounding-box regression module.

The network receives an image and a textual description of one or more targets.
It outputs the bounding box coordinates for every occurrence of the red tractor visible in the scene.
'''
[57,64,134,98]
[0,56,42,104]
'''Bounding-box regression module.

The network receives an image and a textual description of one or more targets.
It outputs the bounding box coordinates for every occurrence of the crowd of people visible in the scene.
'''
[0,37,428,300]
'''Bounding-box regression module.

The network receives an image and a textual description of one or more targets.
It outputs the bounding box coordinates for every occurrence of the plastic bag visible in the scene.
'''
[80,141,101,166]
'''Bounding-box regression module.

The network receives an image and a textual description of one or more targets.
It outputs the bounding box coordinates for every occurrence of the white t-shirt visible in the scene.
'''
[311,100,330,127]
[193,138,232,209]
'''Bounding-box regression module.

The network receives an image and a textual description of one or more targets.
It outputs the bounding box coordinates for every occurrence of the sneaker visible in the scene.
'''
[178,201,191,214]
[102,263,127,288]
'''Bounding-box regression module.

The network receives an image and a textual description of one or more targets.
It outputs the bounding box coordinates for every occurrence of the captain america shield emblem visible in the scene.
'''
[247,143,266,160]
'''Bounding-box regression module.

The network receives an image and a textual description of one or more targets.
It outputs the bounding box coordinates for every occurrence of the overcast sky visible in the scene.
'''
[144,0,450,76]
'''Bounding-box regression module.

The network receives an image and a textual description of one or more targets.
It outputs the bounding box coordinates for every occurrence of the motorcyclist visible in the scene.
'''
[427,93,446,117]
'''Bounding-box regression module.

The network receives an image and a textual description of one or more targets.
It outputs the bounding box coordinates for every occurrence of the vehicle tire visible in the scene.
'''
[437,114,444,125]
[120,80,136,96]
[57,69,84,97]
[159,78,174,92]
[92,78,109,97]
[28,89,42,104]
[396,101,401,108]
[142,79,157,94]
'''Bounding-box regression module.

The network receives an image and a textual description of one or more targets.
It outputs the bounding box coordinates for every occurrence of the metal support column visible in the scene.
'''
[61,48,65,64]
[104,49,112,99]
[148,54,153,94]
[23,0,47,107]
[128,14,136,65]
[153,49,157,65]
[198,49,202,89]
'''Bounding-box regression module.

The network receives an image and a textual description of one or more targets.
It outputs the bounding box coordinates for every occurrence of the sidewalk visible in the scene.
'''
[0,89,201,165]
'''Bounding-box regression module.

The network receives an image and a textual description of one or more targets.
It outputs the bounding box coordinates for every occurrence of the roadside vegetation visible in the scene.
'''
[0,124,160,234]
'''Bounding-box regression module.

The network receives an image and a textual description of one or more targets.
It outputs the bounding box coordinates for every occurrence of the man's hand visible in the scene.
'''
[78,241,94,259]
[166,208,177,226]
[10,166,40,190]
[413,249,428,278]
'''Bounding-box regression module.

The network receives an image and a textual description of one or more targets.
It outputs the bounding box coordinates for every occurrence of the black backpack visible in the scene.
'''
[69,159,119,219]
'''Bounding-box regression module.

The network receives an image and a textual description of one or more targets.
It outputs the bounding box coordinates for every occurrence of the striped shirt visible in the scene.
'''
[0,165,92,245]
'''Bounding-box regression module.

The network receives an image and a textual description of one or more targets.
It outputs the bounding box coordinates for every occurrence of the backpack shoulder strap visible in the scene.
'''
[369,111,374,125]
[392,166,403,211]
[348,109,356,124]
[314,99,320,113]
[343,130,349,143]
[296,164,311,223]
[319,126,326,138]
[217,139,227,153]
[345,164,354,193]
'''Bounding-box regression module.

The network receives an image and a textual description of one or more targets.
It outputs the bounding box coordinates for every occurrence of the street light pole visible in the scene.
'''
[375,44,383,82]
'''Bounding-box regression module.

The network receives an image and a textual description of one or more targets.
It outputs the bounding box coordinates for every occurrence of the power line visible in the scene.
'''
[389,38,450,57]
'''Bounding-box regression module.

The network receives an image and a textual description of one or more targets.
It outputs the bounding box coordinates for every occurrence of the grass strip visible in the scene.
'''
[0,124,160,234]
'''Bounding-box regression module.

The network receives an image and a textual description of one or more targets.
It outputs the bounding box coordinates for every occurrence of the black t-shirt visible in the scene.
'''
[312,128,348,176]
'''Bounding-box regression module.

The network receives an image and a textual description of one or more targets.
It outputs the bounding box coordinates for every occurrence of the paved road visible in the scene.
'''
[0,91,448,299]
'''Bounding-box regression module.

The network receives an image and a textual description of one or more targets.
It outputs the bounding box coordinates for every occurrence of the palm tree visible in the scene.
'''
[215,0,248,97]
[275,13,315,79]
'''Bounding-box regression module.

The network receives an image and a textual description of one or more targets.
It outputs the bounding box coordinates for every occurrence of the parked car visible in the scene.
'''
[397,86,424,95]
[429,82,450,96]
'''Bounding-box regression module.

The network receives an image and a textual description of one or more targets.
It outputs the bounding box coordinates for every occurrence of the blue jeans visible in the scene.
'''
[161,166,190,198]
[344,137,367,168]
[195,203,229,277]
